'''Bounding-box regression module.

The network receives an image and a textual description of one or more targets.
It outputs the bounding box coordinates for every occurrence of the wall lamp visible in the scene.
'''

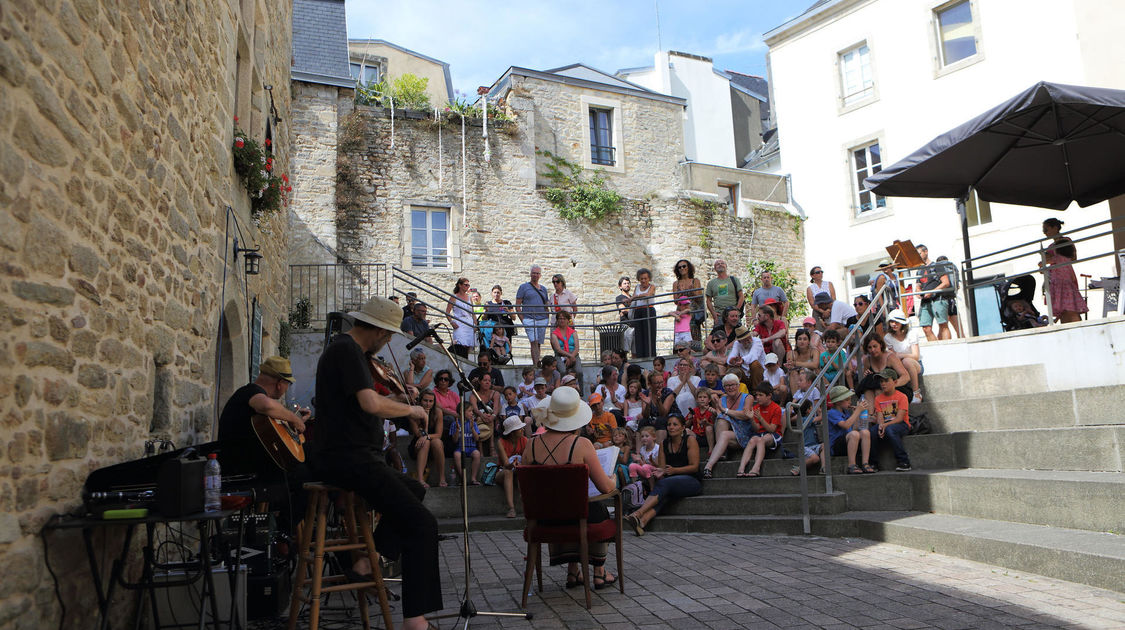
[234,238,263,275]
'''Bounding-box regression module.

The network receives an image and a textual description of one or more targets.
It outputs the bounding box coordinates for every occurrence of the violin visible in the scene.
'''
[368,354,409,399]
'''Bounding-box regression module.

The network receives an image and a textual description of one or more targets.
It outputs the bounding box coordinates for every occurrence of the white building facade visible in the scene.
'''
[765,0,1124,310]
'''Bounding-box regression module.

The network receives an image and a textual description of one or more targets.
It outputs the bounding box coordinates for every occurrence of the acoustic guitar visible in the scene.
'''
[251,413,306,471]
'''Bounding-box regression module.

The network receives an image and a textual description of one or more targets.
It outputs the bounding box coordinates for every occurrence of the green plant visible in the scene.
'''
[289,297,312,330]
[278,319,292,358]
[792,216,803,236]
[689,197,725,249]
[536,150,623,221]
[232,117,291,217]
[746,259,808,319]
[355,74,432,111]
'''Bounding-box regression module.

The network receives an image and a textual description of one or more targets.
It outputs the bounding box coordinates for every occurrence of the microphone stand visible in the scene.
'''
[426,325,532,627]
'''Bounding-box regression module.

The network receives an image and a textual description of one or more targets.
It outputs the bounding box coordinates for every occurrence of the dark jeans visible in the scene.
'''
[313,450,443,618]
[872,422,910,466]
[650,474,702,514]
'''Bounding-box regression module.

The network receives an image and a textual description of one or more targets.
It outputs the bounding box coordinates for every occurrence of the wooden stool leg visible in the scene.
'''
[357,507,394,630]
[309,493,329,630]
[342,494,373,630]
[288,490,321,630]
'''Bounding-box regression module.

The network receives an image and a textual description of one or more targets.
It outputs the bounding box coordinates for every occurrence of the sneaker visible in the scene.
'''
[911,393,922,404]
[895,463,912,472]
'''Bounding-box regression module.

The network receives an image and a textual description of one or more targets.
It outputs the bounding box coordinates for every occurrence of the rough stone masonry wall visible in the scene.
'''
[289,81,342,266]
[0,1,293,627]
[330,75,804,353]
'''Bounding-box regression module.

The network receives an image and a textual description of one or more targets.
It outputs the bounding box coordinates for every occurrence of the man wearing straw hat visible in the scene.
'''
[309,296,441,629]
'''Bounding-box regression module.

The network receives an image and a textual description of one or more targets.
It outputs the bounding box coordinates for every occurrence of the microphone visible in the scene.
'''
[405,328,438,350]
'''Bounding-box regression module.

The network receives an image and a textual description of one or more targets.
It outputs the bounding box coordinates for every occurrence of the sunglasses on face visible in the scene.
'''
[812,270,823,274]
[677,264,688,269]
[437,377,452,382]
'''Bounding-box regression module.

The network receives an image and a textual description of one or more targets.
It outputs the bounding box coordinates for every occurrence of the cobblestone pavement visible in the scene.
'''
[416,531,1125,630]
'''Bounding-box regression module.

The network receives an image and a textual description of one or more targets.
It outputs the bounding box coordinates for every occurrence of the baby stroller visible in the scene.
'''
[999,275,1048,331]
[477,318,512,365]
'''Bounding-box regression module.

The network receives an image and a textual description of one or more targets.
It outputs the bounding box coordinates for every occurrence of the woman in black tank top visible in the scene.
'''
[526,389,618,589]
[624,414,702,536]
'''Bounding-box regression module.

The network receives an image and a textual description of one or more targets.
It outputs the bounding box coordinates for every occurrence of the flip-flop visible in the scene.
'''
[625,514,644,536]
[736,471,749,478]
[746,470,760,477]
[593,573,618,590]
[789,467,800,476]
[470,480,482,486]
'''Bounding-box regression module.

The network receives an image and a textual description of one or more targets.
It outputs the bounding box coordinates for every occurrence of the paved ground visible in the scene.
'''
[418,531,1124,630]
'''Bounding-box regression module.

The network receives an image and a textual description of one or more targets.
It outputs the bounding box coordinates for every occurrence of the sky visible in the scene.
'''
[345,0,814,99]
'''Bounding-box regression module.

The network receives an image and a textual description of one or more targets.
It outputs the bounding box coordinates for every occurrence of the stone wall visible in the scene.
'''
[289,82,344,265]
[319,72,804,354]
[0,1,293,627]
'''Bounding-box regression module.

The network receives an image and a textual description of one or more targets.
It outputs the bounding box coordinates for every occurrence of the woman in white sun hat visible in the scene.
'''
[525,387,619,590]
[884,308,923,403]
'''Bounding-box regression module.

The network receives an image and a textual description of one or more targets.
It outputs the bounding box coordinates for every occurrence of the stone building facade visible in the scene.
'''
[0,0,294,626]
[293,65,804,352]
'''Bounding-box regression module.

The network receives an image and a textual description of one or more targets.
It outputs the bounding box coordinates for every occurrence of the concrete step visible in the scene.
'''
[814,511,1125,594]
[920,363,1047,402]
[905,426,1125,472]
[661,492,847,516]
[915,384,1125,433]
[906,468,1125,533]
[635,514,809,537]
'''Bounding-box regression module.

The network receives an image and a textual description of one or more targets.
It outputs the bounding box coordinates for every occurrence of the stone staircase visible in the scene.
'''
[417,363,1125,592]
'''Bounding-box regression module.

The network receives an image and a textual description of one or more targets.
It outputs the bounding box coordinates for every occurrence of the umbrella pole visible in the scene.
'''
[958,194,978,337]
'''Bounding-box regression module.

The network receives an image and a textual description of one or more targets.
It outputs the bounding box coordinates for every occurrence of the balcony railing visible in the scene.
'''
[289,263,391,330]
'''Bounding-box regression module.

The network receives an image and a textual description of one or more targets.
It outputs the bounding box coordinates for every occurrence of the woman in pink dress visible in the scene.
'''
[1041,218,1088,324]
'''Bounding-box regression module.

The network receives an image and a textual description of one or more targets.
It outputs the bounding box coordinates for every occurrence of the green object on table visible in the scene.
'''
[102,508,148,520]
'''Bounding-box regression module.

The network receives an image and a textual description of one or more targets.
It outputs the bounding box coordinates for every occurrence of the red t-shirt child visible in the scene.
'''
[755,319,791,352]
[685,406,715,442]
[753,401,784,436]
[874,390,911,428]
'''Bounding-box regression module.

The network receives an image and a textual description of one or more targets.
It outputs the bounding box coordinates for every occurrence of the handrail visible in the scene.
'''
[962,216,1115,264]
[967,223,1125,273]
[784,281,892,534]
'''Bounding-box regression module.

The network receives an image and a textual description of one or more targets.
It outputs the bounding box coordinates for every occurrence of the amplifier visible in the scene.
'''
[157,455,205,517]
[248,570,291,621]
[153,565,247,627]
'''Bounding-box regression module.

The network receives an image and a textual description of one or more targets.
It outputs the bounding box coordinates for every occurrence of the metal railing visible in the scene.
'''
[391,266,704,363]
[960,217,1124,332]
[289,263,391,330]
[784,282,892,535]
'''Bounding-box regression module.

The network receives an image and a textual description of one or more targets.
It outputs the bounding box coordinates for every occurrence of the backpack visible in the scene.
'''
[621,481,646,512]
[908,411,932,436]
[481,462,500,486]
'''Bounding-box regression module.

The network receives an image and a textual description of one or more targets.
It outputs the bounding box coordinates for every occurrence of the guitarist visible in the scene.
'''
[217,356,311,531]
[309,296,441,630]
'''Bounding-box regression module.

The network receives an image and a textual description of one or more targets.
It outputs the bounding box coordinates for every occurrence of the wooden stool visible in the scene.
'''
[287,483,394,630]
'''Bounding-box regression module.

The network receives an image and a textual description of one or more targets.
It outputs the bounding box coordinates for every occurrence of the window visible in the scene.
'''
[935,1,978,67]
[589,108,615,166]
[349,62,380,85]
[839,43,874,106]
[851,142,886,215]
[410,208,449,269]
[718,183,739,215]
[847,259,882,297]
[966,190,992,227]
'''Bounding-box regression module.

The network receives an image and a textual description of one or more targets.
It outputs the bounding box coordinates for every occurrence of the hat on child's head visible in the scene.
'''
[763,353,778,366]
[502,416,526,435]
[828,386,853,404]
[888,309,908,325]
[588,392,603,405]
[802,316,816,326]
[533,376,547,386]
[561,374,577,385]
[877,367,899,381]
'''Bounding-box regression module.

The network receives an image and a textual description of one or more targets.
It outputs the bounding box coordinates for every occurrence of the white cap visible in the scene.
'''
[764,353,778,365]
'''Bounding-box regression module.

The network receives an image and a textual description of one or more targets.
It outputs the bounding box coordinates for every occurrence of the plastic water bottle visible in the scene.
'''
[860,409,870,429]
[204,453,222,512]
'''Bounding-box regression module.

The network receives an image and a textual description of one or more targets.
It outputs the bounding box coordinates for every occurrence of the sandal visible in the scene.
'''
[470,480,482,486]
[789,466,800,476]
[565,570,584,589]
[746,470,760,478]
[846,465,863,475]
[702,467,713,480]
[736,470,749,478]
[505,508,517,518]
[862,463,877,474]
[625,514,644,537]
[593,573,618,590]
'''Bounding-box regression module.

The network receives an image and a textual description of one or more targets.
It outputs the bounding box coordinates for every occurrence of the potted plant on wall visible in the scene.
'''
[232,117,291,217]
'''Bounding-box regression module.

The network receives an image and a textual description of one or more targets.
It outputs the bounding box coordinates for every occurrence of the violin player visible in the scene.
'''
[308,296,442,629]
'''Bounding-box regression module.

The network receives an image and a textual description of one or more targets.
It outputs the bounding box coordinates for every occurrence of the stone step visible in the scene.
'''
[920,363,1047,402]
[905,468,1125,533]
[661,492,847,516]
[914,384,1125,433]
[905,426,1125,472]
[814,511,1125,594]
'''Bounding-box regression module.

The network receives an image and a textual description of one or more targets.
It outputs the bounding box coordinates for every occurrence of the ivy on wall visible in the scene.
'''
[536,150,623,221]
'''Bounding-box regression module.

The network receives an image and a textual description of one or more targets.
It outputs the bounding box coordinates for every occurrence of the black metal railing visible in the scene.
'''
[289,263,391,330]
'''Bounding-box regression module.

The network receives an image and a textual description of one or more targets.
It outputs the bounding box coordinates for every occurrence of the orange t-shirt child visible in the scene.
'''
[874,390,911,429]
[587,411,618,446]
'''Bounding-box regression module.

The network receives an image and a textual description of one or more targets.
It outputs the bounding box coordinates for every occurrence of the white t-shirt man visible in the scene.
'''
[828,300,858,325]
[594,382,626,413]
[727,336,765,368]
[665,374,701,417]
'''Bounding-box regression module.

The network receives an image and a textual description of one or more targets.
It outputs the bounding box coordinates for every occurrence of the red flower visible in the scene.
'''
[234,116,239,123]
[265,138,272,147]
[235,139,244,148]
[281,174,289,183]
[286,186,292,192]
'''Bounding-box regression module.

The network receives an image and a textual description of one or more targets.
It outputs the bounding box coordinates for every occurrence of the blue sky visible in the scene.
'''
[345,1,813,98]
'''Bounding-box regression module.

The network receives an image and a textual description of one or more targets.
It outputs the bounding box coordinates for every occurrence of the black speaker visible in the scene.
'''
[157,455,205,516]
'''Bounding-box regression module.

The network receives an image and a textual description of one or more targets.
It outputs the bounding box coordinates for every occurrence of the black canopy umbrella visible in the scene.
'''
[863,81,1125,334]
[865,81,1125,209]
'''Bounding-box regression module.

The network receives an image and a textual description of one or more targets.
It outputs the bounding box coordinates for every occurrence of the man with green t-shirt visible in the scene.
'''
[705,259,745,326]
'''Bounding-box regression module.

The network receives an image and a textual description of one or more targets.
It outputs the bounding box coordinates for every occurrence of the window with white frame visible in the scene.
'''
[410,207,450,269]
[350,62,380,85]
[839,43,874,106]
[851,141,886,215]
[934,0,979,67]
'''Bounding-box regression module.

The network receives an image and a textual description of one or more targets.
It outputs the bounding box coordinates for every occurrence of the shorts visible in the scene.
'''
[918,299,949,326]
[754,432,781,450]
[523,318,548,343]
[638,416,668,432]
[803,444,822,458]
[455,446,478,456]
[674,331,692,345]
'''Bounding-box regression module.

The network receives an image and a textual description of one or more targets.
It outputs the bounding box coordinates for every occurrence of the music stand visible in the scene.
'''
[426,325,532,627]
[886,239,925,269]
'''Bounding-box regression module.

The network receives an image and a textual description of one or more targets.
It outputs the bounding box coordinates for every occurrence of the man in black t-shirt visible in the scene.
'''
[310,296,441,628]
[217,355,310,474]
[467,349,504,388]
